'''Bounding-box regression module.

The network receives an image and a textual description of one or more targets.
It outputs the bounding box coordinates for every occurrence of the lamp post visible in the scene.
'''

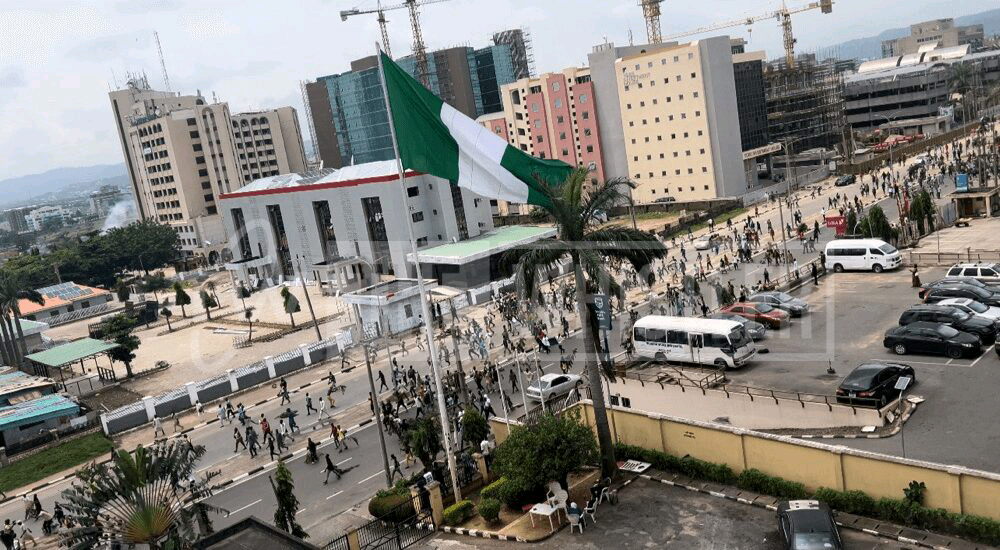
[294,255,323,341]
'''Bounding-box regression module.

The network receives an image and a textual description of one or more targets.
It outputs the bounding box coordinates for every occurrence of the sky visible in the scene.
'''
[0,0,996,181]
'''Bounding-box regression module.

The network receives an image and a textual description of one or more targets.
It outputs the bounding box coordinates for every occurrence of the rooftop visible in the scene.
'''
[20,282,110,316]
[351,279,420,297]
[25,338,119,368]
[220,160,418,199]
[0,367,55,403]
[0,393,79,432]
[406,225,557,265]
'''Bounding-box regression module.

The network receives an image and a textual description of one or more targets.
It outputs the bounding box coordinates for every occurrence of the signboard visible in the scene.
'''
[623,72,651,87]
[894,375,912,392]
[956,173,969,192]
[591,294,612,331]
[824,215,846,236]
[742,142,783,160]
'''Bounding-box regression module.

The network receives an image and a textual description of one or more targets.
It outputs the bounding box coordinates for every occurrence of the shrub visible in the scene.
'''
[480,477,509,503]
[443,500,475,526]
[904,480,926,506]
[368,491,414,522]
[736,469,806,499]
[478,498,502,523]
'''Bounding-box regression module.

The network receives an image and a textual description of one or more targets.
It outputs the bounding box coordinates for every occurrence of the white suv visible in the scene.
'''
[945,263,1000,285]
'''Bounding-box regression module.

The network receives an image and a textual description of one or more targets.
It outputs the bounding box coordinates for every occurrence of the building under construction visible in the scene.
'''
[764,54,849,163]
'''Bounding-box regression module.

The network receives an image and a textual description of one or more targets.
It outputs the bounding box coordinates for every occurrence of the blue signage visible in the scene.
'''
[956,173,969,192]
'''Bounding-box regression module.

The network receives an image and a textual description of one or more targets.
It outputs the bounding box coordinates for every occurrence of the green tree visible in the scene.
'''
[40,216,64,232]
[501,167,667,475]
[244,306,256,342]
[200,290,217,320]
[269,460,308,539]
[58,441,223,550]
[206,280,220,309]
[105,314,141,378]
[160,306,173,332]
[0,272,44,366]
[408,416,443,472]
[115,278,131,302]
[461,407,490,449]
[103,220,181,275]
[909,191,936,236]
[173,282,191,318]
[236,282,251,310]
[948,63,973,122]
[280,287,301,328]
[142,272,171,302]
[493,411,598,492]
[864,205,895,243]
[847,210,859,236]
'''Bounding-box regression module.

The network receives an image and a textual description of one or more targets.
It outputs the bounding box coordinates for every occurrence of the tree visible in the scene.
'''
[408,416,443,472]
[105,314,141,378]
[236,282,251,310]
[0,272,44,366]
[58,441,222,550]
[206,280,220,309]
[200,290,217,321]
[142,272,170,302]
[103,219,181,275]
[173,282,191,318]
[910,191,936,236]
[280,287,301,328]
[269,460,308,539]
[114,278,131,302]
[245,306,256,342]
[461,407,490,450]
[40,216,64,232]
[493,411,598,492]
[501,167,667,476]
[863,205,895,243]
[161,306,173,332]
[948,63,973,122]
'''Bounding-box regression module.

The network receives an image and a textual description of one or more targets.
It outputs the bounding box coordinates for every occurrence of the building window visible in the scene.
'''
[404,304,414,318]
[688,53,693,60]
[688,168,694,174]
[704,185,709,190]
[586,145,593,153]
[693,91,699,98]
[673,55,679,62]
[552,82,561,92]
[536,136,543,143]
[412,211,424,223]
[700,148,705,154]
[189,131,199,138]
[416,237,428,247]
[579,93,587,103]
[186,118,196,126]
[695,110,701,117]
[583,128,592,137]
[531,103,539,112]
[554,99,562,108]
[691,72,696,78]
[582,112,589,120]
[702,167,708,173]
[407,186,419,197]
[557,115,565,124]
[562,149,569,156]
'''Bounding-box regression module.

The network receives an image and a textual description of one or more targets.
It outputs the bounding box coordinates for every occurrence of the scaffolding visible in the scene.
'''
[764,54,849,157]
[493,28,535,79]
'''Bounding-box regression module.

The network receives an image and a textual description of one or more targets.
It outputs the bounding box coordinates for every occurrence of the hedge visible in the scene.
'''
[480,477,510,503]
[615,443,1000,547]
[369,481,415,522]
[443,500,475,526]
[478,498,502,523]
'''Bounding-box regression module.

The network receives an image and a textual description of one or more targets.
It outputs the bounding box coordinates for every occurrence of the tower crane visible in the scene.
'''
[660,0,833,68]
[340,0,454,87]
[639,0,664,44]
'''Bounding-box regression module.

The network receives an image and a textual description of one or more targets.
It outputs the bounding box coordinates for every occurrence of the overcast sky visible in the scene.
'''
[0,0,995,180]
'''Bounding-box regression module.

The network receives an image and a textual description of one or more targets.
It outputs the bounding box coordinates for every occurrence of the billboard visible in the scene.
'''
[956,173,969,192]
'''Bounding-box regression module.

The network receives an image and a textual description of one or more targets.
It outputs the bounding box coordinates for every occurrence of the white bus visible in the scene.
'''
[824,238,902,273]
[631,316,756,369]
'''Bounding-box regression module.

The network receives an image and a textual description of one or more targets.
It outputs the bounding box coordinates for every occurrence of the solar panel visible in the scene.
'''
[38,282,93,300]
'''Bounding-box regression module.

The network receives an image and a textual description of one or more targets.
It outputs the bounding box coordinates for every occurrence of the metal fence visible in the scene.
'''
[908,249,1000,266]
[353,496,434,550]
[323,534,351,550]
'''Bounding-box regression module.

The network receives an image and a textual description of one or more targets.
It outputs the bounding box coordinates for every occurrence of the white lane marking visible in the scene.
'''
[326,490,344,500]
[970,345,994,367]
[358,470,385,484]
[336,457,353,466]
[868,358,974,368]
[228,498,262,516]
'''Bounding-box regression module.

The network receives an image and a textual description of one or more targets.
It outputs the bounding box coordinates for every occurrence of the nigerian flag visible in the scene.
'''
[380,52,571,208]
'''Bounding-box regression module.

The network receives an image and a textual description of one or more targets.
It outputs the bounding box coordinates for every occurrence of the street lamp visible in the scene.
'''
[294,255,323,341]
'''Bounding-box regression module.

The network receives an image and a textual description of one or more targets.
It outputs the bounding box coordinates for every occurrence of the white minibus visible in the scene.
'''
[824,238,901,273]
[631,316,756,369]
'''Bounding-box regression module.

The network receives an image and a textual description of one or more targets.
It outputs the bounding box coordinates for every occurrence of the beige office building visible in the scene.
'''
[881,19,984,57]
[109,76,307,263]
[616,36,746,203]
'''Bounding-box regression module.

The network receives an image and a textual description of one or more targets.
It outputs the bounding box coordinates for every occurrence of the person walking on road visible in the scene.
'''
[266,434,277,460]
[16,521,34,548]
[0,519,15,550]
[153,416,165,438]
[389,454,403,481]
[279,377,290,405]
[811,262,819,285]
[233,428,246,453]
[246,427,259,458]
[260,415,272,441]
[318,394,331,422]
[378,370,388,392]
[217,404,227,427]
[323,453,346,484]
[305,393,317,415]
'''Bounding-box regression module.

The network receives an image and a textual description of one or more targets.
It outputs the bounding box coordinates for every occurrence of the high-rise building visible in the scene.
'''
[478,67,604,215]
[763,54,846,157]
[2,206,34,234]
[492,29,534,80]
[306,39,519,169]
[615,36,747,202]
[109,76,307,262]
[882,18,985,57]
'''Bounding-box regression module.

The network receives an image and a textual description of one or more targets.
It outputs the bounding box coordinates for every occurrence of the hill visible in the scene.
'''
[0,164,127,208]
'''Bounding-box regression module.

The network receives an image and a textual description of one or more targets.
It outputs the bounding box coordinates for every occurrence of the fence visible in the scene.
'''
[843,122,981,176]
[350,496,434,550]
[46,303,119,327]
[907,249,1000,266]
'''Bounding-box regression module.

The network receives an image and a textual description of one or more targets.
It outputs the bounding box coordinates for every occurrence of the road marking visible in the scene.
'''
[326,490,344,500]
[336,457,353,466]
[868,358,974,368]
[228,499,261,516]
[358,470,385,484]
[970,345,994,367]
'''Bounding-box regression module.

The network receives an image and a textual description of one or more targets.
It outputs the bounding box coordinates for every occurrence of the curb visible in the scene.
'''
[439,525,526,542]
[793,398,919,440]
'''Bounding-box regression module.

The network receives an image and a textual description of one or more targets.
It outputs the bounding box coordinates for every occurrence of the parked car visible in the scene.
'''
[654,196,677,203]
[898,304,998,345]
[835,362,916,408]
[693,233,721,251]
[748,291,809,317]
[525,373,582,402]
[720,302,790,329]
[936,298,1000,322]
[834,175,856,187]
[945,263,1000,285]
[883,321,981,358]
[921,285,1000,307]
[776,500,844,550]
[921,276,995,294]
[709,312,767,340]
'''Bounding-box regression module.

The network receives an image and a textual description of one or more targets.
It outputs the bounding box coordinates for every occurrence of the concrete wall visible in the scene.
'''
[570,402,1000,520]
[273,354,306,377]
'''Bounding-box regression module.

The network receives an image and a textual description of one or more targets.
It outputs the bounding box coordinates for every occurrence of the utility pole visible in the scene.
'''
[779,140,794,281]
[295,256,322,341]
[362,340,393,489]
[448,297,470,407]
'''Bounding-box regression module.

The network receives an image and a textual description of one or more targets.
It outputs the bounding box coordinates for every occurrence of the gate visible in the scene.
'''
[97,365,117,382]
[351,496,434,550]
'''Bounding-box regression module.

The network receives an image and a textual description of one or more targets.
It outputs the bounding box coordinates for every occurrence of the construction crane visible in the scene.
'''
[639,0,664,44]
[661,0,833,68]
[340,0,453,87]
[153,31,170,92]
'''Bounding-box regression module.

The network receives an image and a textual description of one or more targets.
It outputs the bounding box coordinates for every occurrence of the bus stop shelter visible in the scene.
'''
[25,338,120,383]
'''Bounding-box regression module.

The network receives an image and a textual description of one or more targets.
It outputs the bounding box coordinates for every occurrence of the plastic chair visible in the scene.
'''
[568,513,584,534]
[583,499,598,523]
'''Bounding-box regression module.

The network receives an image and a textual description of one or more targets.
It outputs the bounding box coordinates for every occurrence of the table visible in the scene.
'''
[528,502,559,532]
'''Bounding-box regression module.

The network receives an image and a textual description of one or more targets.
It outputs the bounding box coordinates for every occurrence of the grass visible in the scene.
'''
[0,433,113,493]
[662,207,747,239]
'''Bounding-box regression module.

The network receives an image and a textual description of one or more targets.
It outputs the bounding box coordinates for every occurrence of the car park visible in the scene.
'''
[748,291,809,317]
[776,500,843,550]
[834,175,855,187]
[824,238,901,273]
[883,321,981,358]
[898,304,998,345]
[936,298,1000,322]
[709,312,767,340]
[921,276,996,295]
[835,362,916,408]
[693,233,721,251]
[945,263,1000,285]
[720,302,790,329]
[922,284,1000,307]
[525,373,582,402]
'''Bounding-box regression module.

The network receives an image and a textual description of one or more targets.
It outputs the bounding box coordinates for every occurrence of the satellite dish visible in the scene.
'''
[154,108,162,116]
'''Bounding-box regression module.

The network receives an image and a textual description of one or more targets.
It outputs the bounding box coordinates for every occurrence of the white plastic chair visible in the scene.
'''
[583,499,598,523]
[568,513,584,534]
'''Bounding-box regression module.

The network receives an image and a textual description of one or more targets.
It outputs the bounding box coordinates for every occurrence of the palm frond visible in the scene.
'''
[583,226,668,277]
[500,239,569,306]
[580,177,635,229]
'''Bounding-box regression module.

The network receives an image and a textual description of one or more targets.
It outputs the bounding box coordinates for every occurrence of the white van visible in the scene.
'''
[824,238,902,273]
[631,316,756,369]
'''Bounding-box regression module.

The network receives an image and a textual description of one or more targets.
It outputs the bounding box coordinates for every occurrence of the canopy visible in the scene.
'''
[25,338,118,368]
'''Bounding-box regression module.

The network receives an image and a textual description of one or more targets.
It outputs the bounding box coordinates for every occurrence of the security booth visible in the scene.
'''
[949,188,1000,218]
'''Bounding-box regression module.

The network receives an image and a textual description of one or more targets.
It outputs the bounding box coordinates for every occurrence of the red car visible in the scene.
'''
[720,302,790,329]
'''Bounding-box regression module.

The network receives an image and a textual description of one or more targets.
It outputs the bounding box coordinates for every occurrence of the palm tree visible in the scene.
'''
[200,290,217,321]
[205,280,221,309]
[948,63,973,123]
[280,287,300,328]
[59,440,224,549]
[0,272,44,366]
[161,306,173,332]
[173,282,191,318]
[501,168,667,475]
[245,306,256,343]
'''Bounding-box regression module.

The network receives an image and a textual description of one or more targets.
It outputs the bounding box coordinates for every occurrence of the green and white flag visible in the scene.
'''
[379,52,571,208]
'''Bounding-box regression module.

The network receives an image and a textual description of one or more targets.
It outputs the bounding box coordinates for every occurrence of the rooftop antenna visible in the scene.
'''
[154,31,171,92]
[628,27,634,46]
[212,90,218,104]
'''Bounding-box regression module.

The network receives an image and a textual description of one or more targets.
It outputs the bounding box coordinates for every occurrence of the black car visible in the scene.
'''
[899,305,998,345]
[776,500,843,550]
[836,362,916,408]
[883,321,981,358]
[919,277,997,298]
[922,285,1000,308]
[834,175,855,187]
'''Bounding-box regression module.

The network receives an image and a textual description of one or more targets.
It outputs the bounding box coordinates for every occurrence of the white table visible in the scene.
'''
[528,502,559,532]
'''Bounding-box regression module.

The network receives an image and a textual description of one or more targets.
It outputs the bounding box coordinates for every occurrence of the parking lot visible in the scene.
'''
[725,266,1000,472]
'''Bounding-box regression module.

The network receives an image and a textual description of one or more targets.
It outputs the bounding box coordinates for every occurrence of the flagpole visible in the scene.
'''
[376,42,462,500]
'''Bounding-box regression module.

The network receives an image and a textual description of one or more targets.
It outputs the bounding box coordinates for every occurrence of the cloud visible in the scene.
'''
[114,0,184,14]
[0,66,26,88]
[65,31,152,62]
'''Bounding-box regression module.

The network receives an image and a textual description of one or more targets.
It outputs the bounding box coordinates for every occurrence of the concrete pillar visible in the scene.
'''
[226,369,239,392]
[299,343,311,366]
[185,381,198,406]
[410,486,426,515]
[100,414,110,436]
[426,481,444,527]
[265,356,276,379]
[346,530,361,550]
[141,396,156,421]
[831,446,847,491]
[945,467,965,515]
[473,452,489,483]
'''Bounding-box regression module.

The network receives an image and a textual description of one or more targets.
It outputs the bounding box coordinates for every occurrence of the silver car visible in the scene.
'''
[525,373,582,402]
[749,291,809,317]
